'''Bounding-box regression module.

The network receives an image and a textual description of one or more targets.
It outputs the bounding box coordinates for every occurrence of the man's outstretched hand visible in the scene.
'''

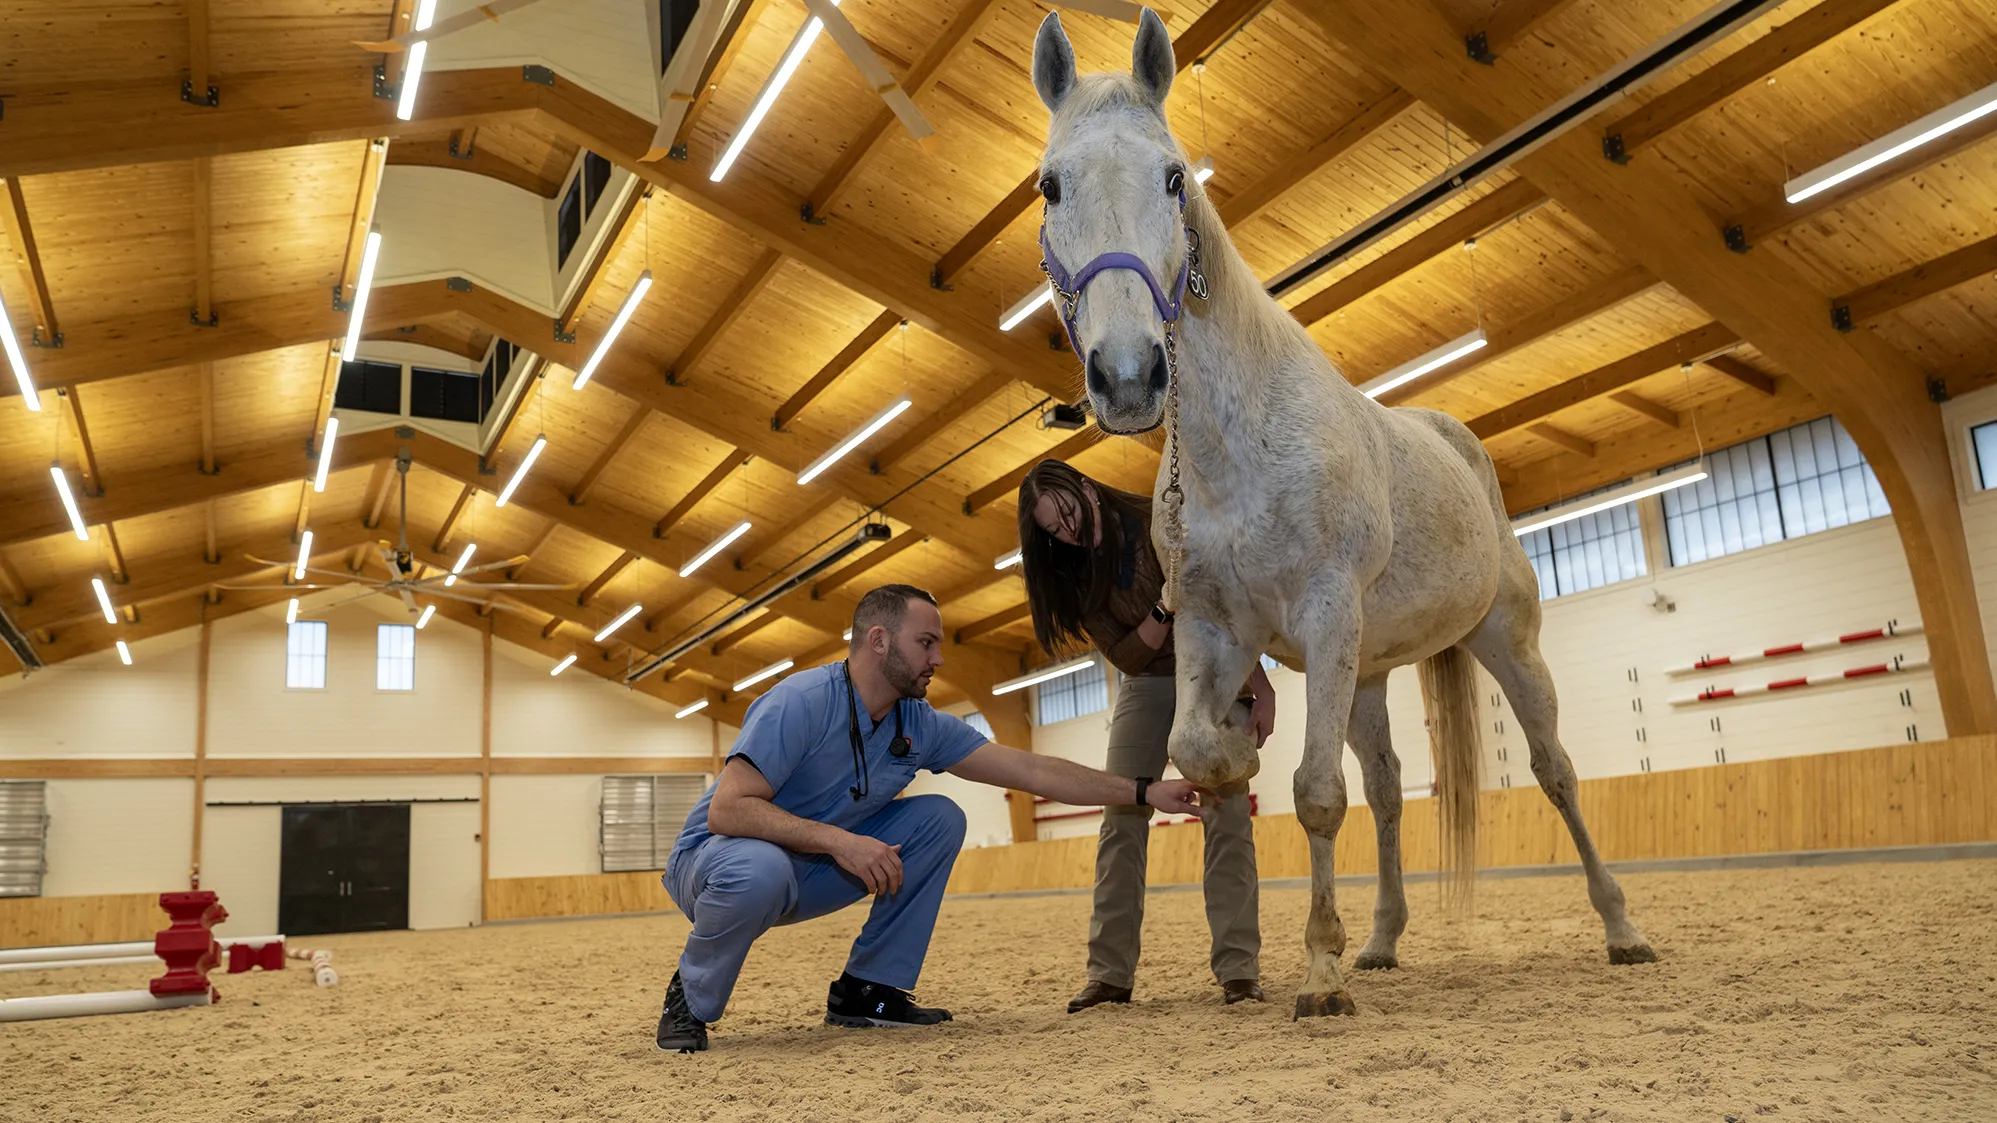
[1145,779,1212,820]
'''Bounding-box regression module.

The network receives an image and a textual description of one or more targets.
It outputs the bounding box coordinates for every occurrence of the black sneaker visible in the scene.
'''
[656,971,709,1053]
[825,971,952,1029]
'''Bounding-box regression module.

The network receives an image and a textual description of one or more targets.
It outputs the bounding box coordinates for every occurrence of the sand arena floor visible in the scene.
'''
[5,859,1995,1122]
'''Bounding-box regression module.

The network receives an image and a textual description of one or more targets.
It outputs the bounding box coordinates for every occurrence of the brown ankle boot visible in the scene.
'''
[1066,980,1132,1013]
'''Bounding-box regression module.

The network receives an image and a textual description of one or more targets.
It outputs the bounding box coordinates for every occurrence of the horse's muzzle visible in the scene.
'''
[1085,342,1169,432]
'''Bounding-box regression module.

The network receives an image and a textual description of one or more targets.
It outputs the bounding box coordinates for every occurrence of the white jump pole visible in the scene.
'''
[0,988,213,1024]
[0,954,161,974]
[0,935,284,967]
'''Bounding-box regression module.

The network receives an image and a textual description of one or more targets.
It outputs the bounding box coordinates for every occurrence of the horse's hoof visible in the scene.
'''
[1292,990,1358,1019]
[1353,950,1398,971]
[1608,943,1658,965]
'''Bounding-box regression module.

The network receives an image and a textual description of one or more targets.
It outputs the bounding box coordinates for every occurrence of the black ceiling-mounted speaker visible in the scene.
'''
[1045,401,1091,430]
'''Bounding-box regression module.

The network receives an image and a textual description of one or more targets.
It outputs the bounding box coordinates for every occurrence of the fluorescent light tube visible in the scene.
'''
[593,603,643,643]
[0,291,37,411]
[842,628,853,641]
[312,416,339,493]
[711,2,840,182]
[675,699,709,719]
[286,598,299,624]
[116,640,133,665]
[393,0,439,121]
[1192,155,1215,185]
[91,578,117,624]
[994,548,1022,570]
[1510,462,1710,537]
[733,659,794,691]
[294,530,314,580]
[1000,283,1055,331]
[993,656,1096,696]
[50,465,88,540]
[682,521,751,577]
[550,654,577,676]
[1357,328,1488,399]
[495,435,546,507]
[1786,81,1997,204]
[340,230,383,361]
[571,270,652,390]
[445,542,476,587]
[797,398,911,485]
[416,604,436,629]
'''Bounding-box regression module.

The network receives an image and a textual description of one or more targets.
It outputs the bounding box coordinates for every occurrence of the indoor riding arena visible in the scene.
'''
[3,1,1995,1120]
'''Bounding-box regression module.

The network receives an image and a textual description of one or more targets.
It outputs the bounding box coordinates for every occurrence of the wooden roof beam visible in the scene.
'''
[928,0,1271,288]
[576,550,637,608]
[1,177,59,344]
[338,139,390,306]
[58,386,105,497]
[568,405,651,506]
[870,370,1017,473]
[772,311,901,432]
[1216,88,1416,228]
[198,363,219,475]
[955,602,1028,645]
[360,462,394,529]
[1832,231,1997,329]
[1465,321,1740,440]
[1704,354,1777,396]
[655,448,752,539]
[965,428,1104,514]
[711,609,780,656]
[665,247,784,385]
[185,0,215,106]
[1526,423,1595,458]
[1607,391,1681,430]
[0,549,31,608]
[1601,0,1905,161]
[192,158,214,327]
[291,481,313,544]
[1465,0,1585,62]
[812,529,927,600]
[432,482,480,553]
[738,493,846,572]
[1289,178,1545,326]
[803,0,1005,221]
[509,519,560,581]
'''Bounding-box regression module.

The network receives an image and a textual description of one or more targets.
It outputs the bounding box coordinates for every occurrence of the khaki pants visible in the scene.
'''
[1087,674,1260,988]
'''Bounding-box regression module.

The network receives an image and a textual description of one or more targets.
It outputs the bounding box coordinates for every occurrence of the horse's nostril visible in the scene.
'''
[1086,349,1112,398]
[1147,342,1169,394]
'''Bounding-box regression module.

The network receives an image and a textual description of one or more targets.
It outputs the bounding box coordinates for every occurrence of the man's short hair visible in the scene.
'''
[851,584,938,645]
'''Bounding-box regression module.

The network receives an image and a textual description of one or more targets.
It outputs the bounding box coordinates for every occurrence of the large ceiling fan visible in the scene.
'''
[215,440,568,618]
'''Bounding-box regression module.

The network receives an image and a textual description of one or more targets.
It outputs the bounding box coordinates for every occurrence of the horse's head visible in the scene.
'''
[1034,9,1196,435]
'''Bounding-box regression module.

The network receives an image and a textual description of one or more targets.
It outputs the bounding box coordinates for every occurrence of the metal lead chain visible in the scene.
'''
[1159,321,1187,615]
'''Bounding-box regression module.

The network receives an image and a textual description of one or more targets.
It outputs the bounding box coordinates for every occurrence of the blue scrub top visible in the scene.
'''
[673,662,990,855]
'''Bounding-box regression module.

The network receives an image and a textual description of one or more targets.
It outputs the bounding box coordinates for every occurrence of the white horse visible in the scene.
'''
[1030,10,1656,1018]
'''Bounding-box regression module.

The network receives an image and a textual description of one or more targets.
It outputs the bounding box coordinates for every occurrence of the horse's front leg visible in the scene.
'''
[1166,611,1261,792]
[1293,576,1363,1018]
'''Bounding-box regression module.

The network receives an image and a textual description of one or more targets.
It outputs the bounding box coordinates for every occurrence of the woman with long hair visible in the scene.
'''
[1016,459,1276,1010]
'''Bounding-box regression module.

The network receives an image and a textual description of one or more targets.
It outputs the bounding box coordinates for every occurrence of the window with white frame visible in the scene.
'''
[1515,480,1649,600]
[377,624,415,691]
[1973,420,1997,491]
[601,774,708,872]
[286,621,328,689]
[1662,415,1889,566]
[959,711,996,742]
[1036,658,1110,725]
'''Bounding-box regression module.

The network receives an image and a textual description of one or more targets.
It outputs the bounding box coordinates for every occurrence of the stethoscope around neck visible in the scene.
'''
[843,660,911,802]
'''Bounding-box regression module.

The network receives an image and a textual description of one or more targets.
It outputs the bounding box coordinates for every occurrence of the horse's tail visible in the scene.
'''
[1418,645,1481,912]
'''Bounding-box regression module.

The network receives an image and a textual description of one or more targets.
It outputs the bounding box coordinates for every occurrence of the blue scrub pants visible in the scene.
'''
[663,794,967,1023]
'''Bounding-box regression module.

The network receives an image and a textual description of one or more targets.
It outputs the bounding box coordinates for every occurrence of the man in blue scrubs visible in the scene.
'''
[657,583,1208,1052]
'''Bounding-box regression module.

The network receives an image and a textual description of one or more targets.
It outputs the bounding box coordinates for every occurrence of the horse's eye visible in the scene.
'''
[1165,167,1184,195]
[1040,175,1062,205]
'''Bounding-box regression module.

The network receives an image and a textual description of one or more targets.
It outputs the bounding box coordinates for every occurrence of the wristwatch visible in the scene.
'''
[1149,602,1173,625]
[1134,777,1152,807]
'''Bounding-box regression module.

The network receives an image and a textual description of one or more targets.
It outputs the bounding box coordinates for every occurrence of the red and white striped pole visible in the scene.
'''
[1670,655,1929,705]
[1666,620,1921,676]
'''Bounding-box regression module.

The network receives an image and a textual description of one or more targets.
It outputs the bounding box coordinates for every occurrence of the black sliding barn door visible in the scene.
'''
[278,804,411,936]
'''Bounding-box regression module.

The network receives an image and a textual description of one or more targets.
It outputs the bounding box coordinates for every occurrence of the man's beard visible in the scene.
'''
[882,644,928,698]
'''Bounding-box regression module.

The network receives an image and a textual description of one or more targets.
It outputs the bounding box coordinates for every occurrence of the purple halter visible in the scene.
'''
[1039,191,1206,363]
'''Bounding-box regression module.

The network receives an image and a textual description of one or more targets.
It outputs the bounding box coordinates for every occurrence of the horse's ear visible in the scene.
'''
[1033,12,1077,113]
[1131,7,1174,106]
